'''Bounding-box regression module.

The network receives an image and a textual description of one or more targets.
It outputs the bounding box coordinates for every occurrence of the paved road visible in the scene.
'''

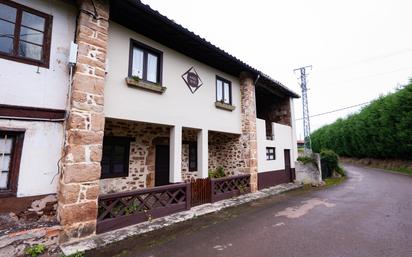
[89,164,412,257]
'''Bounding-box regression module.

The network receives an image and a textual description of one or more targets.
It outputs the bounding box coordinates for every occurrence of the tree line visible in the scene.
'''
[311,79,412,160]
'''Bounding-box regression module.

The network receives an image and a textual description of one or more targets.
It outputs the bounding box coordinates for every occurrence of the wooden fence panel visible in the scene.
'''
[211,174,251,203]
[97,183,191,234]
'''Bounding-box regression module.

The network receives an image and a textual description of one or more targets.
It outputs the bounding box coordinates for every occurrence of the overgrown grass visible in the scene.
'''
[390,166,412,175]
[324,176,346,187]
[373,166,412,176]
[341,157,412,176]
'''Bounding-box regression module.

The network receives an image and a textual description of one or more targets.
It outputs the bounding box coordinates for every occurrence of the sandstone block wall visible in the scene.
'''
[239,74,258,192]
[208,131,245,176]
[100,120,201,194]
[58,0,109,243]
[101,120,169,193]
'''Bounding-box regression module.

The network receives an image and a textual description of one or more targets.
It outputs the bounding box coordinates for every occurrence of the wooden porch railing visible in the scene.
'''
[97,183,191,234]
[210,174,251,203]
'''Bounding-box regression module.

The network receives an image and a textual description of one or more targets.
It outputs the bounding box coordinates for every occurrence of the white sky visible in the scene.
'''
[142,0,412,139]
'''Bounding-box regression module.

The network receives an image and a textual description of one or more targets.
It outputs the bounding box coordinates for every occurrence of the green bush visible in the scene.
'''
[209,166,226,178]
[297,156,316,165]
[311,80,412,160]
[25,244,45,257]
[321,149,339,173]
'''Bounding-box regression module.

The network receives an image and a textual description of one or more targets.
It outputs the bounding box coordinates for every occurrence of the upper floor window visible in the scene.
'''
[0,130,24,197]
[0,0,52,67]
[216,76,232,105]
[129,39,163,84]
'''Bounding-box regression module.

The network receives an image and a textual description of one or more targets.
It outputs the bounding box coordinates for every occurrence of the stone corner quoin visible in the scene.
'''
[58,0,109,243]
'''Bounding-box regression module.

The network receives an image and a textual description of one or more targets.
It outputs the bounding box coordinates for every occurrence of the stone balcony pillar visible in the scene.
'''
[240,72,258,192]
[57,0,109,243]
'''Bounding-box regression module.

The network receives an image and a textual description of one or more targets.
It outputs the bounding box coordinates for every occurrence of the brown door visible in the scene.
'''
[155,145,170,187]
[284,149,292,182]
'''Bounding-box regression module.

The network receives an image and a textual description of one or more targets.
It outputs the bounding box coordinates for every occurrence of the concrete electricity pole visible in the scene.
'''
[294,65,312,155]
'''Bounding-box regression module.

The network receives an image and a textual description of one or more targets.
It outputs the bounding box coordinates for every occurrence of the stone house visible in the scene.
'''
[0,0,299,254]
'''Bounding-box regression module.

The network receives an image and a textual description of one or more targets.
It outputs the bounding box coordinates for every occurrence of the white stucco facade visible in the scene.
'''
[257,115,297,173]
[0,120,63,197]
[105,22,242,134]
[0,0,76,197]
[0,0,76,110]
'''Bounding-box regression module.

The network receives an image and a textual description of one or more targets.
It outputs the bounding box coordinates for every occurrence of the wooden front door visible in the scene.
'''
[155,145,170,187]
[284,149,292,182]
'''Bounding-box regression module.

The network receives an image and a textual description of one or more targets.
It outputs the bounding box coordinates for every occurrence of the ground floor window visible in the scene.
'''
[183,141,197,171]
[0,130,24,197]
[188,142,197,171]
[266,147,276,160]
[101,136,132,179]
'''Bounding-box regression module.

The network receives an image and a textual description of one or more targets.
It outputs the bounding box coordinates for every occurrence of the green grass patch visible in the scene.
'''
[382,166,412,176]
[324,176,346,187]
[25,244,45,257]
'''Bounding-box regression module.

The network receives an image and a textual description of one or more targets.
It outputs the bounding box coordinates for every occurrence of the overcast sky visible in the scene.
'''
[142,0,412,139]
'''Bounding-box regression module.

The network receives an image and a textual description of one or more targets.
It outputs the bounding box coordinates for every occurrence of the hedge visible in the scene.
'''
[311,79,412,160]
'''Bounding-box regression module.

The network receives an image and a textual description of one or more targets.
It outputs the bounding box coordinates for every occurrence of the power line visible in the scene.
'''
[295,101,371,121]
[339,66,412,83]
[318,48,412,72]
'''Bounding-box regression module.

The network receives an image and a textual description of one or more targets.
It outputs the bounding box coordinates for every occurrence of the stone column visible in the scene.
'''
[240,72,258,192]
[169,125,182,183]
[57,0,109,243]
[197,129,208,178]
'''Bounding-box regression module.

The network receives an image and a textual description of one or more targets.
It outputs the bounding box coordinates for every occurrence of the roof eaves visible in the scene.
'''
[125,0,300,98]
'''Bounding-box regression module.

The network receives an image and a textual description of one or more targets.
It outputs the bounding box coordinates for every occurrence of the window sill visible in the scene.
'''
[126,77,167,94]
[100,174,129,180]
[215,101,236,111]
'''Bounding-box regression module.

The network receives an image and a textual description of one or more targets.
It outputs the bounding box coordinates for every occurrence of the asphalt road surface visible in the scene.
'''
[89,164,412,257]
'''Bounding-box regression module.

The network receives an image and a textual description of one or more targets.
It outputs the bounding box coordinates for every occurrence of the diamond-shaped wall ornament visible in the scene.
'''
[181,67,203,94]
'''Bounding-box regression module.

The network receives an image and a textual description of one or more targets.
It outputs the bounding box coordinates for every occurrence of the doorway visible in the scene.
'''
[155,145,170,187]
[284,149,292,182]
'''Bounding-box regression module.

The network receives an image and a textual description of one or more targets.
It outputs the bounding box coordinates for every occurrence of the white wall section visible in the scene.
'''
[105,22,242,134]
[257,118,295,173]
[0,119,63,196]
[0,0,76,110]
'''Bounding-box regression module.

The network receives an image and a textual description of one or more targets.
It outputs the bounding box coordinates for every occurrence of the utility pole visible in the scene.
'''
[294,65,312,155]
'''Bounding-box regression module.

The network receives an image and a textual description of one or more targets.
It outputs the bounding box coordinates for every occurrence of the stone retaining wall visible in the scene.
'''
[295,154,322,184]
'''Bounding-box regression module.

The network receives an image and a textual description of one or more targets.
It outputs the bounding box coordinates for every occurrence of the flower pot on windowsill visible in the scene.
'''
[125,77,167,94]
[215,101,236,111]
